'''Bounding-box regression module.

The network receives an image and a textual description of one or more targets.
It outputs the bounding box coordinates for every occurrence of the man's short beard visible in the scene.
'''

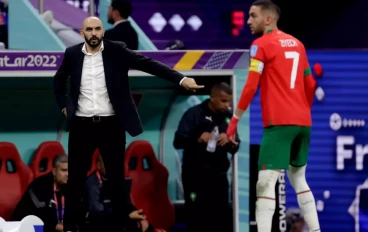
[254,30,264,37]
[253,26,265,37]
[86,37,102,48]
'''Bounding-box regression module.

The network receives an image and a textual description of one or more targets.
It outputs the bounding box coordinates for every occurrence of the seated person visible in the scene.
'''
[41,10,84,47]
[286,208,309,232]
[12,154,68,232]
[85,155,154,232]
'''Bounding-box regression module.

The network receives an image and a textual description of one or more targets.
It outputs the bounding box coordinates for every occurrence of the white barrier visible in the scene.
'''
[0,216,44,232]
[0,217,6,232]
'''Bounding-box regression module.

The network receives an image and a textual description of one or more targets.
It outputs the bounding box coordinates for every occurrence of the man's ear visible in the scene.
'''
[265,15,273,26]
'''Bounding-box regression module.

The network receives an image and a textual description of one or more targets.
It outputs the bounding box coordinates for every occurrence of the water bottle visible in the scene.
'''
[206,126,219,153]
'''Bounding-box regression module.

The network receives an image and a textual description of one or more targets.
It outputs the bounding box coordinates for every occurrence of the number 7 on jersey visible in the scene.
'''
[285,51,300,89]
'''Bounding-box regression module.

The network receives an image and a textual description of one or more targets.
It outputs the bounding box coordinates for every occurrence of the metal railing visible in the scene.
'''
[38,0,44,14]
[89,0,95,16]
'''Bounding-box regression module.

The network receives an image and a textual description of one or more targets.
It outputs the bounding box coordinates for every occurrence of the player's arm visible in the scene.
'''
[234,62,262,117]
[303,54,317,108]
[226,44,265,140]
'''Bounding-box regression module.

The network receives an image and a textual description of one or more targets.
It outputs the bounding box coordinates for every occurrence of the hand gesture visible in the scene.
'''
[226,117,239,146]
[62,108,67,117]
[228,135,238,146]
[198,132,213,143]
[129,209,146,220]
[181,78,204,92]
[217,133,229,146]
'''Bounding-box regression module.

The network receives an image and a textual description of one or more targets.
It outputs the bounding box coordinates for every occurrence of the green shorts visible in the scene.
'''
[258,126,311,170]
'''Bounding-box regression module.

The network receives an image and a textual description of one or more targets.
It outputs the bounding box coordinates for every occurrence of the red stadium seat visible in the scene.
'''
[0,142,33,220]
[29,141,66,178]
[87,149,100,176]
[125,140,175,231]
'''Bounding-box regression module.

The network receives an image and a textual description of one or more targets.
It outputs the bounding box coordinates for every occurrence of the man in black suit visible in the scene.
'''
[104,0,138,50]
[53,16,202,232]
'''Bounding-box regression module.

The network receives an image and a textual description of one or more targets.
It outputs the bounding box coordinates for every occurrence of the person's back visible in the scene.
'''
[104,21,138,50]
[226,1,320,231]
[252,30,311,127]
[105,0,138,50]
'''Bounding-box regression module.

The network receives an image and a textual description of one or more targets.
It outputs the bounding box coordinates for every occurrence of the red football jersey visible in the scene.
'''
[250,30,312,127]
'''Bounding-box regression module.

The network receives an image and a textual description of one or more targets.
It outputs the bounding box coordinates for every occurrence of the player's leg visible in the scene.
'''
[257,126,297,232]
[288,126,320,231]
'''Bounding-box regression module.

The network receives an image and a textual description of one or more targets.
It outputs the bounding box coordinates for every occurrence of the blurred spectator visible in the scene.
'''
[286,207,309,232]
[165,40,186,50]
[104,0,138,50]
[12,154,68,232]
[0,0,8,48]
[85,155,154,232]
[41,11,84,47]
[173,82,240,232]
[78,0,99,15]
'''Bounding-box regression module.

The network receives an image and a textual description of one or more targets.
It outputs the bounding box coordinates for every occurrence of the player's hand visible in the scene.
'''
[198,132,213,143]
[226,117,239,146]
[129,209,146,220]
[55,223,63,232]
[181,77,204,92]
[228,135,238,146]
[62,108,67,117]
[217,133,229,146]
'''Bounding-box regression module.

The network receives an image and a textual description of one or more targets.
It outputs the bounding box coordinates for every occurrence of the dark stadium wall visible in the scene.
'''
[275,0,366,48]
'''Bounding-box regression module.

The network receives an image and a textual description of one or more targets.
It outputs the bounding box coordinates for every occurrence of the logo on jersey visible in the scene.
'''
[250,45,258,57]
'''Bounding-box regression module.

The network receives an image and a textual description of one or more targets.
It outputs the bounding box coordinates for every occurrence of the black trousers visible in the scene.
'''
[182,169,230,232]
[64,116,128,231]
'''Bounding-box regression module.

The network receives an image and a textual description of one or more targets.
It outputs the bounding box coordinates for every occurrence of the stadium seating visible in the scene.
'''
[125,140,174,231]
[0,140,173,230]
[0,142,33,220]
[29,141,65,178]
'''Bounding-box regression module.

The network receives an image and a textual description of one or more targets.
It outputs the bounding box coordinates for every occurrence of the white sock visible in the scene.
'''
[256,198,275,232]
[255,170,279,232]
[297,190,320,231]
[287,165,320,232]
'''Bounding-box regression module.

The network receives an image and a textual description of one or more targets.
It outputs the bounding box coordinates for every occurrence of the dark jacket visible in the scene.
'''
[84,172,154,232]
[84,171,136,219]
[104,21,138,50]
[12,172,65,232]
[53,40,185,136]
[173,99,240,173]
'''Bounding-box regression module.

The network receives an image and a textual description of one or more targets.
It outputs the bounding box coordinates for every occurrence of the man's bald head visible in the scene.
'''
[82,17,103,30]
[80,16,104,49]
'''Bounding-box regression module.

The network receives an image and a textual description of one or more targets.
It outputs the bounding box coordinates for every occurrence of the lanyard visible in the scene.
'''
[96,170,102,185]
[54,184,65,223]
